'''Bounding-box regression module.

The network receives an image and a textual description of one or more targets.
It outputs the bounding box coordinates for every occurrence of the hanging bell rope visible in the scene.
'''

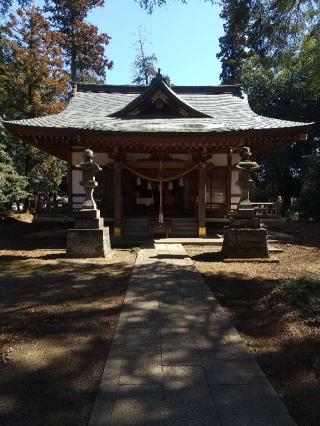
[120,161,200,183]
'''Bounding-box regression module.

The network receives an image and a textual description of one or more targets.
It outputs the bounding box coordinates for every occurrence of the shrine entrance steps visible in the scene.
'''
[89,244,295,426]
[122,217,198,237]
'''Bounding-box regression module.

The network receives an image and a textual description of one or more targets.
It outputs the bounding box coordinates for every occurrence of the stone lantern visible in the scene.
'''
[66,149,111,258]
[222,147,269,258]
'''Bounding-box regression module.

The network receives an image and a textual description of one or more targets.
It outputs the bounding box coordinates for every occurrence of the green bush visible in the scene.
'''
[0,142,28,214]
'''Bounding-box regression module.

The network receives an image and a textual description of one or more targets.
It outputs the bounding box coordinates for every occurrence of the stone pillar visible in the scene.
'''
[113,159,122,237]
[198,162,207,237]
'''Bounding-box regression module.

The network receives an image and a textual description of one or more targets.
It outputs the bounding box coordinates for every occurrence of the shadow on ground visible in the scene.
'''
[0,243,136,426]
[195,263,320,426]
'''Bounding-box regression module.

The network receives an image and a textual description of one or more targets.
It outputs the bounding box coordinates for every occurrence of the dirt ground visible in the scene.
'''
[0,216,136,426]
[187,222,320,426]
[1,215,320,425]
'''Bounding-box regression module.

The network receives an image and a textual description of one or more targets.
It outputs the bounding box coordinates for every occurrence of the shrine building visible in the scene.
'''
[3,72,311,237]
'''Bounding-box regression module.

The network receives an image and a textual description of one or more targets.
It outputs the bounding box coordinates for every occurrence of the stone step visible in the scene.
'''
[122,216,198,237]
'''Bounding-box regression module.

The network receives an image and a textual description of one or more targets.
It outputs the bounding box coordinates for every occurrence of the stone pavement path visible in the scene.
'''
[89,244,296,426]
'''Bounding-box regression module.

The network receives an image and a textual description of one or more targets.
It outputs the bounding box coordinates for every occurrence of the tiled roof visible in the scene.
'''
[3,81,311,134]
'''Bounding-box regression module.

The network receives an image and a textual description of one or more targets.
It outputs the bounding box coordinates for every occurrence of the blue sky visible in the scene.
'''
[88,0,223,85]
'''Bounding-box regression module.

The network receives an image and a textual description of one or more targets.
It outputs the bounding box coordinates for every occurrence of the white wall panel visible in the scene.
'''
[231,153,241,165]
[207,153,228,167]
[231,170,241,194]
[72,170,85,194]
[95,153,112,166]
[72,152,83,165]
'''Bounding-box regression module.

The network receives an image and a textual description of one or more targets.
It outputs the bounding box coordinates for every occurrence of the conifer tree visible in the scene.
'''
[44,0,113,82]
[217,0,251,84]
[132,29,158,85]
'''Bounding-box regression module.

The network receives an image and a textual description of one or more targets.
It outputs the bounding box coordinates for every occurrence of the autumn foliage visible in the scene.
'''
[0,1,113,212]
[1,7,68,118]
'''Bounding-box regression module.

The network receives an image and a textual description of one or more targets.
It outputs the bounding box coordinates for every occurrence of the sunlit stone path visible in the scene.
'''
[89,244,296,426]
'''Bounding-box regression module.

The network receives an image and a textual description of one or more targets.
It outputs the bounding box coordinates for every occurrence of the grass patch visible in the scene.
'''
[266,277,320,325]
[130,246,141,255]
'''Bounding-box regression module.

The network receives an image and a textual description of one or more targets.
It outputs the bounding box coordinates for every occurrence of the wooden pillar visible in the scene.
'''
[113,159,122,237]
[226,149,232,216]
[184,176,189,211]
[67,148,73,213]
[198,162,207,237]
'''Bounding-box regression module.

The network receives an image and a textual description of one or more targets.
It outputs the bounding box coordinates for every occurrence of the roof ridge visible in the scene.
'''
[110,76,212,118]
[74,81,242,96]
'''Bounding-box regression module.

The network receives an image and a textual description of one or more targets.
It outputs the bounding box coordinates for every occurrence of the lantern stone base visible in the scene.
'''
[66,209,111,258]
[222,212,269,259]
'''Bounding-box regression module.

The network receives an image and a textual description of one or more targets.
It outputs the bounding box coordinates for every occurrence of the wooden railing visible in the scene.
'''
[251,202,282,218]
[33,201,72,216]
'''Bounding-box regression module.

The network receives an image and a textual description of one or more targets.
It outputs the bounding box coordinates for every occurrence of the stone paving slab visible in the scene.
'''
[89,244,296,426]
[163,365,214,408]
[210,383,296,426]
[161,337,202,366]
[119,350,162,385]
[111,385,164,426]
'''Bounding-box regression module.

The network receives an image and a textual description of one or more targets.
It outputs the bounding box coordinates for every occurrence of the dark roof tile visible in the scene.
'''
[3,82,311,134]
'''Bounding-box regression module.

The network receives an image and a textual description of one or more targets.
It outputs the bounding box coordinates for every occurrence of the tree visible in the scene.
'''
[217,0,251,83]
[216,0,320,216]
[0,6,68,118]
[132,29,158,85]
[0,6,68,208]
[28,152,67,203]
[0,0,32,17]
[298,153,320,220]
[0,128,28,214]
[241,30,320,211]
[44,0,113,82]
[217,0,318,84]
[135,0,175,14]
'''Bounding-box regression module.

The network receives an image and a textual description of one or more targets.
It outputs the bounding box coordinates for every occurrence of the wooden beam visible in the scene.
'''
[184,176,189,210]
[125,160,196,169]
